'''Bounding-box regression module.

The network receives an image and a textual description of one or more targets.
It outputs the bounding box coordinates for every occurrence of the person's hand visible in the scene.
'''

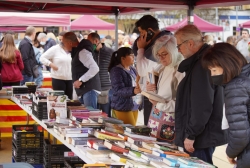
[73,80,82,89]
[134,87,141,94]
[184,138,195,153]
[146,81,156,92]
[149,99,158,106]
[50,63,58,71]
[137,33,150,49]
[227,156,236,165]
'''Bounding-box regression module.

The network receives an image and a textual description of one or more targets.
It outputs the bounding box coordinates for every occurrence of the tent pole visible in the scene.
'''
[187,5,194,25]
[115,8,119,50]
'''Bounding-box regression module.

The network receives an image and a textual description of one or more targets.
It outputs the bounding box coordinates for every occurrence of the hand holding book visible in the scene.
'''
[146,81,156,92]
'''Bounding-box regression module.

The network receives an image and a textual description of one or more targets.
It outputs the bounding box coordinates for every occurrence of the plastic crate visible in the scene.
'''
[64,159,86,168]
[43,139,71,163]
[12,143,43,164]
[43,160,65,168]
[12,125,44,148]
[32,102,48,120]
[12,157,43,168]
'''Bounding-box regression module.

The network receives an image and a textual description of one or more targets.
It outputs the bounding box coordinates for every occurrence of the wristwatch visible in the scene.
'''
[78,78,82,82]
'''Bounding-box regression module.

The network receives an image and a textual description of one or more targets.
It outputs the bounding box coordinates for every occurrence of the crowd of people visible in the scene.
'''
[0,14,250,167]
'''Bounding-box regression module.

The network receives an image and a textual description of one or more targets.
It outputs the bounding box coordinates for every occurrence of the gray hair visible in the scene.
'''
[175,25,203,43]
[153,35,183,67]
[37,33,47,40]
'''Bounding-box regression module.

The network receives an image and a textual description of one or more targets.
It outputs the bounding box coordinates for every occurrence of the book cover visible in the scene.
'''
[94,131,123,140]
[87,139,104,148]
[64,127,93,134]
[124,131,157,141]
[78,123,104,129]
[93,142,109,150]
[147,70,159,85]
[163,157,180,167]
[109,152,129,163]
[141,91,166,103]
[72,137,97,146]
[125,160,152,168]
[47,95,67,120]
[178,157,216,168]
[152,150,167,158]
[161,147,189,157]
[98,117,124,124]
[104,140,129,154]
[83,163,106,168]
[150,160,172,168]
[131,144,152,154]
[125,125,152,134]
[154,143,178,150]
[141,142,155,150]
[86,150,112,158]
[141,153,163,162]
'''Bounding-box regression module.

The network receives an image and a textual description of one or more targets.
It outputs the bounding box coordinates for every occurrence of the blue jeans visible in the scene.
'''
[20,74,34,85]
[79,90,98,109]
[186,147,215,164]
[34,66,43,88]
[98,89,113,117]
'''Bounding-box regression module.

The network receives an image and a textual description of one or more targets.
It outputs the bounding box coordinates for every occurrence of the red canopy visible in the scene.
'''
[0,12,70,27]
[0,27,26,32]
[166,14,223,32]
[240,20,250,28]
[71,15,115,30]
[0,0,250,14]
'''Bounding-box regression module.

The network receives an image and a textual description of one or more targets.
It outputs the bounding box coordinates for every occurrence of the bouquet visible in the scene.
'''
[248,42,250,52]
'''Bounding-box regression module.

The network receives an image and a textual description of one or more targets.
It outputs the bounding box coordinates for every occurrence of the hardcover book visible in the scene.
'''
[47,95,67,120]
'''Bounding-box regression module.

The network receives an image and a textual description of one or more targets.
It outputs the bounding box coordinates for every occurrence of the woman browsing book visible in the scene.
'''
[138,35,184,142]
[108,47,141,126]
[202,43,250,168]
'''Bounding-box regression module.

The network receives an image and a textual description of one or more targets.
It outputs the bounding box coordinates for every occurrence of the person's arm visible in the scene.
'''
[185,63,215,140]
[16,50,24,71]
[110,68,135,98]
[19,43,33,76]
[226,83,250,158]
[136,48,158,77]
[156,71,184,112]
[40,46,57,67]
[78,49,99,82]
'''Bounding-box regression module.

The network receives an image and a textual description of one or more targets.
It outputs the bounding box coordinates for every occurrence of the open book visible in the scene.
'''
[141,91,166,103]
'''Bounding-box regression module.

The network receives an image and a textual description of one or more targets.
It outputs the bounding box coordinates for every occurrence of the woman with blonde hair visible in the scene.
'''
[0,34,24,86]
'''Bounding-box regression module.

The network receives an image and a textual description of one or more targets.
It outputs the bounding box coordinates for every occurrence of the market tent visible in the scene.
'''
[0,12,70,27]
[71,15,115,30]
[240,20,250,28]
[166,14,223,32]
[0,27,26,32]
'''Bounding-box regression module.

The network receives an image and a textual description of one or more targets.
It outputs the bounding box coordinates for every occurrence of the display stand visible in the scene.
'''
[11,96,94,164]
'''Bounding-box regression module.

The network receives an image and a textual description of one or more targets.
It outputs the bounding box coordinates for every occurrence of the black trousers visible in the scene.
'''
[143,96,152,125]
[52,78,73,99]
[3,81,20,86]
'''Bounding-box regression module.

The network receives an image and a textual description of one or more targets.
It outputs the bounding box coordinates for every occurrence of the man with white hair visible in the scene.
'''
[174,25,227,164]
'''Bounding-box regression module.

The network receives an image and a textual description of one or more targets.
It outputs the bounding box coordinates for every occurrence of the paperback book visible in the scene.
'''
[47,95,67,120]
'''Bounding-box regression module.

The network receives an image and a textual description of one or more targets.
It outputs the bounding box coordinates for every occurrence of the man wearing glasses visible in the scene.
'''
[174,25,227,164]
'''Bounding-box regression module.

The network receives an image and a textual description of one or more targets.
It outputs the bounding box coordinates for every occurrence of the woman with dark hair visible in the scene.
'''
[108,47,141,125]
[202,43,250,168]
[0,34,24,86]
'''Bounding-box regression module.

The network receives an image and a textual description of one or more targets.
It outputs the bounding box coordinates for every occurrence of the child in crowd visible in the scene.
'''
[108,47,141,126]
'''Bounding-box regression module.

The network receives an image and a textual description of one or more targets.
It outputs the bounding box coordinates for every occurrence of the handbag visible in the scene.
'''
[97,90,109,104]
[32,64,39,78]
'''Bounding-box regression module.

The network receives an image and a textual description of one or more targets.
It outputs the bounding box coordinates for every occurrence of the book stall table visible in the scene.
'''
[11,96,94,164]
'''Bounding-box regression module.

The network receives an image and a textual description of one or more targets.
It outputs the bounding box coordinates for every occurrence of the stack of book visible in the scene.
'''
[12,86,29,94]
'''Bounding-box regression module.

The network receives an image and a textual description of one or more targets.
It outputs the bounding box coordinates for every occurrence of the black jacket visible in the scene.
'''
[224,64,250,168]
[18,37,37,77]
[175,44,227,148]
[71,39,101,97]
[93,43,113,91]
